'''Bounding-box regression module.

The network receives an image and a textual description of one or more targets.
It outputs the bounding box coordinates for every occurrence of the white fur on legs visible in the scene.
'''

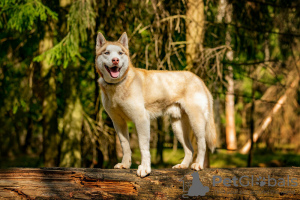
[193,136,206,169]
[191,163,203,171]
[135,117,151,177]
[191,130,206,171]
[171,114,193,169]
[114,162,131,169]
[110,116,132,169]
[185,105,207,171]
[137,164,151,177]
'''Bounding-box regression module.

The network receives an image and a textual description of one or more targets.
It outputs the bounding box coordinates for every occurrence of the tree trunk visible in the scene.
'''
[1,167,299,199]
[156,117,164,164]
[218,0,237,150]
[39,25,59,167]
[247,81,256,167]
[56,0,84,168]
[156,116,169,164]
[60,96,83,167]
[186,0,205,70]
[59,65,83,167]
[22,63,34,154]
[225,66,237,150]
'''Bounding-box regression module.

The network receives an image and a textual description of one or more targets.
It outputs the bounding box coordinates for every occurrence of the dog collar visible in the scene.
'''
[102,74,128,86]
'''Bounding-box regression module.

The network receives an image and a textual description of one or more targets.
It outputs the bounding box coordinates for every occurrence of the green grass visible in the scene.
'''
[1,148,300,169]
[131,148,300,169]
[131,148,186,169]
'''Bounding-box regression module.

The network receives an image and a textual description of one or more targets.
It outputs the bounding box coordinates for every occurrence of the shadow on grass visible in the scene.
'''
[0,155,42,169]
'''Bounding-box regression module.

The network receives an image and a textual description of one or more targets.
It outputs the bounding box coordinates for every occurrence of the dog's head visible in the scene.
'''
[95,32,130,84]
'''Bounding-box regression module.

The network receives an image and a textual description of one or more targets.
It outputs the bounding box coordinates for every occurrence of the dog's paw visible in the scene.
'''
[114,162,131,169]
[137,165,151,177]
[172,163,189,169]
[191,163,203,171]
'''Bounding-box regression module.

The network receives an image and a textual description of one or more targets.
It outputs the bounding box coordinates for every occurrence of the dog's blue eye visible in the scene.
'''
[119,52,123,55]
[104,52,110,55]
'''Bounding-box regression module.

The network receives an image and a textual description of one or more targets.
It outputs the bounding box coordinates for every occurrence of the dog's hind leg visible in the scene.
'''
[171,113,194,169]
[185,106,207,171]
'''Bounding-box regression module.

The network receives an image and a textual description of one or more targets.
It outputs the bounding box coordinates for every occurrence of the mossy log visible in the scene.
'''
[0,167,299,199]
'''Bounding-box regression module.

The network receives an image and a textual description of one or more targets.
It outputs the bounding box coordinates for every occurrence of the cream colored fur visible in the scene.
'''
[95,32,217,177]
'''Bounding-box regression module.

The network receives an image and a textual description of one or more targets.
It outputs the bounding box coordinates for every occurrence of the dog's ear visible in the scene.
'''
[118,32,128,49]
[96,32,106,48]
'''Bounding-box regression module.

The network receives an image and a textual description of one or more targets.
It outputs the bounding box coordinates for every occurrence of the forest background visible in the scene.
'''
[0,0,299,169]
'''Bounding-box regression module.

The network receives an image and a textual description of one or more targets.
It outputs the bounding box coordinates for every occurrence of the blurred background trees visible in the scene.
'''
[0,0,299,169]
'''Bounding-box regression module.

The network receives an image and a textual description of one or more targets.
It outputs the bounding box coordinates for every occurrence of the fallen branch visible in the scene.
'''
[240,78,299,154]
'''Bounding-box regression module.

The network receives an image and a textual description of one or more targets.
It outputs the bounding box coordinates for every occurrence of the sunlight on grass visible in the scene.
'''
[210,149,247,168]
[131,148,300,169]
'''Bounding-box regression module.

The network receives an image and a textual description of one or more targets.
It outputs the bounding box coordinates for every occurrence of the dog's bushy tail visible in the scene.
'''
[205,94,217,153]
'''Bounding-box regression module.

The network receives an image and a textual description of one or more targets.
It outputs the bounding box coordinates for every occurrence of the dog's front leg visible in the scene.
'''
[110,116,132,169]
[135,117,151,177]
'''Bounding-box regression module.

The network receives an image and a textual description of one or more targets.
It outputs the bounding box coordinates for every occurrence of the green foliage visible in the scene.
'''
[34,0,96,68]
[0,0,58,31]
[34,33,81,68]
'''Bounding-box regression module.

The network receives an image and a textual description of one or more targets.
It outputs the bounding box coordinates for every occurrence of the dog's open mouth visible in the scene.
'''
[105,65,121,78]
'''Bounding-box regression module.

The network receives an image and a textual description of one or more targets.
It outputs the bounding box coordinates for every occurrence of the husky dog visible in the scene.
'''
[95,32,217,177]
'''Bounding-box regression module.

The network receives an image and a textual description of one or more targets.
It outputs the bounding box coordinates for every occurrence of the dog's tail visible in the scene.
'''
[205,93,217,153]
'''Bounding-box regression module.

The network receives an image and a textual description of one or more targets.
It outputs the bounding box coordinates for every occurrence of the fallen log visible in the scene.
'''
[0,167,299,199]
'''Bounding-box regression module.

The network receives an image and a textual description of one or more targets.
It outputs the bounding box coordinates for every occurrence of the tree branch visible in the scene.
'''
[240,78,299,154]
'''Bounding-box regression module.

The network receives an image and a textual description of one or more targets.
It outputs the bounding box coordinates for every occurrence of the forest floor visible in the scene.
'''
[1,147,300,169]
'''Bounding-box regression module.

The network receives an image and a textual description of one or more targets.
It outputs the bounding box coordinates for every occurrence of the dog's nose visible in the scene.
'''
[112,58,119,65]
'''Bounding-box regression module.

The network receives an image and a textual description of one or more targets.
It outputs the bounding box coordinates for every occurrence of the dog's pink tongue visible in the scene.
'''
[110,67,120,78]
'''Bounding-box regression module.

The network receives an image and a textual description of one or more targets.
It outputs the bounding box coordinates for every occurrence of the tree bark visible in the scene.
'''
[186,0,205,70]
[219,0,238,151]
[0,167,299,199]
[216,0,237,150]
[22,63,34,154]
[225,66,237,150]
[60,65,83,167]
[39,25,59,167]
[247,80,256,167]
[156,116,169,164]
